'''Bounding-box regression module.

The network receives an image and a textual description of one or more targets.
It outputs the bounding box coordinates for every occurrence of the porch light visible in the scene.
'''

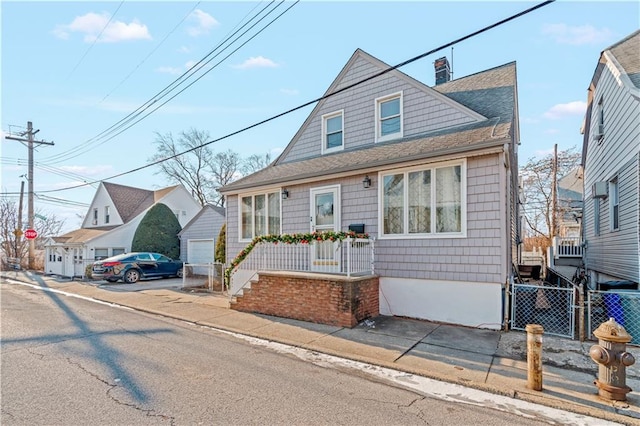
[282,188,289,199]
[362,175,372,189]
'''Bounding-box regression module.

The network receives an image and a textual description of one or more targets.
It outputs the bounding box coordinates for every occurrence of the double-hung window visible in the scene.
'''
[240,190,281,241]
[322,110,343,153]
[376,92,403,142]
[596,97,604,142]
[104,206,110,224]
[610,177,619,231]
[381,160,465,237]
[593,198,600,236]
[92,208,98,225]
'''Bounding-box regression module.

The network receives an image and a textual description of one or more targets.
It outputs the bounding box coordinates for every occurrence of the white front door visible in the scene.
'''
[310,185,340,273]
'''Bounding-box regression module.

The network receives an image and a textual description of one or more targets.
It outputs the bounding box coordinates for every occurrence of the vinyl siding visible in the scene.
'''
[179,207,225,262]
[281,55,478,164]
[583,59,640,283]
[227,154,506,285]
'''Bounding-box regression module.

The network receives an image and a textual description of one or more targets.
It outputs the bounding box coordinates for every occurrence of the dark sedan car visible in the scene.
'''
[92,252,183,283]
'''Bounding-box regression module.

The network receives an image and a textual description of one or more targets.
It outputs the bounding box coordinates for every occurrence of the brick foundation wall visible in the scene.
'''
[231,272,379,328]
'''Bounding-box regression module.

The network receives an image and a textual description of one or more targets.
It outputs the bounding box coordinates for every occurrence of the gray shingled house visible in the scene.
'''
[220,49,520,329]
[178,204,225,264]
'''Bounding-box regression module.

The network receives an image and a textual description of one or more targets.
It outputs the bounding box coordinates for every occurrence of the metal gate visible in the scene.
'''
[511,282,577,338]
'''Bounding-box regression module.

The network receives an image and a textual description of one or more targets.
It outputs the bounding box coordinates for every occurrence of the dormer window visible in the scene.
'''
[376,92,403,142]
[322,110,343,154]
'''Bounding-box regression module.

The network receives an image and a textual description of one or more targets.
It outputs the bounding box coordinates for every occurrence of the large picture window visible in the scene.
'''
[381,161,465,237]
[240,190,281,241]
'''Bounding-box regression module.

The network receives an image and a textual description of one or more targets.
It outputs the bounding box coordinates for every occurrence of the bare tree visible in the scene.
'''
[242,152,272,175]
[209,150,241,207]
[1,196,65,269]
[149,129,217,206]
[519,146,581,248]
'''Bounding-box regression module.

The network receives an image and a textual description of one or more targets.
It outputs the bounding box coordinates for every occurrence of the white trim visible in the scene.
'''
[310,184,341,273]
[375,91,403,143]
[609,176,619,231]
[238,188,283,243]
[377,158,467,239]
[321,109,344,154]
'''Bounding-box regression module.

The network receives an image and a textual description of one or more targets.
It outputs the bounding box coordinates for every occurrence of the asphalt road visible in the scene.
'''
[0,281,551,425]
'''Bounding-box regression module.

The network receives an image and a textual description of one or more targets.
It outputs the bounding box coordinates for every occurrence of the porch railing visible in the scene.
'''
[553,236,583,258]
[234,237,375,277]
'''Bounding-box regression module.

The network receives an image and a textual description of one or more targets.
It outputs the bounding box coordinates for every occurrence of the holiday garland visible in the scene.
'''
[224,230,369,283]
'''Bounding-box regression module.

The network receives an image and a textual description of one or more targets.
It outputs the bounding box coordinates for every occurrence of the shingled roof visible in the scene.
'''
[608,30,640,89]
[102,182,178,223]
[221,58,517,194]
[53,228,111,244]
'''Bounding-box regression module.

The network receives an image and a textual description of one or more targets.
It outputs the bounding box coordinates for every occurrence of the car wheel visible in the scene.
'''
[123,269,140,283]
[176,268,183,278]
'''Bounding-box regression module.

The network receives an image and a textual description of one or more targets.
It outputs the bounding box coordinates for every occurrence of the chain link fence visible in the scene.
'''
[511,268,578,339]
[588,290,640,345]
[182,263,225,293]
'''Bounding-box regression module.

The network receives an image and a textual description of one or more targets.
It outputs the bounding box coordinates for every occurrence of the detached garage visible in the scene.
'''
[178,204,225,264]
[187,239,215,264]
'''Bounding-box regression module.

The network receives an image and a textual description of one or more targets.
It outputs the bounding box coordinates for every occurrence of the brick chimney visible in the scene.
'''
[434,57,450,85]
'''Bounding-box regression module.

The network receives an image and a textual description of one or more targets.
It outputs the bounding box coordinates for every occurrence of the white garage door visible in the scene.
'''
[187,239,215,264]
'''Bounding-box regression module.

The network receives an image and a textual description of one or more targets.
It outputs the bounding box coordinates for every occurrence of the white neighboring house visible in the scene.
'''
[45,182,201,278]
[582,30,640,287]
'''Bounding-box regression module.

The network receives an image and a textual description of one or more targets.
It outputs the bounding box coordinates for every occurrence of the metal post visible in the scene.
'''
[526,324,544,391]
[346,237,351,277]
[27,121,35,269]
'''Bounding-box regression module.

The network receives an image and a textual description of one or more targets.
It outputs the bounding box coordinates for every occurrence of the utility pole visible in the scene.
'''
[551,143,558,240]
[5,121,54,269]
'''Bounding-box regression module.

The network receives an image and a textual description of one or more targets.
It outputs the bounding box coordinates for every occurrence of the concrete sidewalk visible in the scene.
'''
[3,270,640,425]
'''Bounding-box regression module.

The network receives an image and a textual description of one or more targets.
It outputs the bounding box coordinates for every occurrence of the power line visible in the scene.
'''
[9,0,555,195]
[66,0,126,80]
[67,0,297,157]
[98,0,202,105]
[40,0,282,165]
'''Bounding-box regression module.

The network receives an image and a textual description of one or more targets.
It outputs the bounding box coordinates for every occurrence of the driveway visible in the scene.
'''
[95,277,184,292]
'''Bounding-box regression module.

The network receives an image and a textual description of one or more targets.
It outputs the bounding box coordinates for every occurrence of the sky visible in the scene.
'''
[1,0,638,233]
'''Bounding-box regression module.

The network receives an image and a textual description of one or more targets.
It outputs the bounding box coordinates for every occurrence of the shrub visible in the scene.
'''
[215,223,226,263]
[131,203,182,259]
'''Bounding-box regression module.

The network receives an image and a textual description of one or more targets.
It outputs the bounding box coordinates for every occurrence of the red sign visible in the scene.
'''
[24,229,38,240]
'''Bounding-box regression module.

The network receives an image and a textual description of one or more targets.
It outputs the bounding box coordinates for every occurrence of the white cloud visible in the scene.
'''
[280,88,299,96]
[156,66,183,75]
[187,9,219,37]
[178,45,192,54]
[543,101,587,120]
[542,23,614,45]
[233,56,279,70]
[53,12,151,43]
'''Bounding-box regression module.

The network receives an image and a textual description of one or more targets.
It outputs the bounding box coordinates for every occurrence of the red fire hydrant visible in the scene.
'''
[590,317,635,401]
